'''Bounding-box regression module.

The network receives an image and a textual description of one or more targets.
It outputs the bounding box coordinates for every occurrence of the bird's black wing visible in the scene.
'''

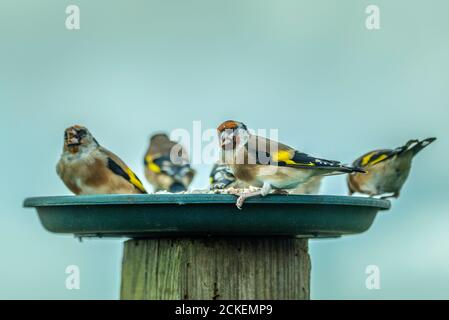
[352,149,401,167]
[245,136,363,173]
[145,155,194,180]
[107,158,147,193]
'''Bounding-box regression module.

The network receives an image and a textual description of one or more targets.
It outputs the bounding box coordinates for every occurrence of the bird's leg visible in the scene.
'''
[260,182,272,196]
[235,190,262,209]
[236,182,272,209]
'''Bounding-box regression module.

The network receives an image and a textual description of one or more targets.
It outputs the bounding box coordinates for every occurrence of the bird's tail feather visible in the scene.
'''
[318,165,366,176]
[342,165,366,174]
[403,137,436,157]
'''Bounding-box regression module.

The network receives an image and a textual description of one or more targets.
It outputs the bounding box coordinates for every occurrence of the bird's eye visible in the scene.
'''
[64,131,68,140]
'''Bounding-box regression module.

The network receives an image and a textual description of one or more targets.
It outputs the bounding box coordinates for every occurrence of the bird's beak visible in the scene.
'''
[221,137,233,149]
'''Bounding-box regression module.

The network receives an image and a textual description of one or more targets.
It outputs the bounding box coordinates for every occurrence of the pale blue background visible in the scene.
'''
[1,0,448,299]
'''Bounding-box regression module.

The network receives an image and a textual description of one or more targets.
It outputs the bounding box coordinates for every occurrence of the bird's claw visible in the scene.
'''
[236,195,245,210]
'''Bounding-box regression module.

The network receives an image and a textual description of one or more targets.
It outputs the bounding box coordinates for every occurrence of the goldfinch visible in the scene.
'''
[348,137,436,199]
[144,133,195,192]
[56,125,147,195]
[217,120,364,208]
[209,162,248,190]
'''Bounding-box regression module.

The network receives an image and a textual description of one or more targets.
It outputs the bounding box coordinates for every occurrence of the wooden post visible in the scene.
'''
[120,237,311,300]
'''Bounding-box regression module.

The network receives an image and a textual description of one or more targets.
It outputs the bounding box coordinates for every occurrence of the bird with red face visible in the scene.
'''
[56,125,147,195]
[217,120,364,208]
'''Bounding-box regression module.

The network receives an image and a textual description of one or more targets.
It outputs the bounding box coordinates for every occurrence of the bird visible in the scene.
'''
[144,133,195,193]
[217,120,365,208]
[347,137,436,199]
[209,161,321,194]
[56,125,147,195]
[209,162,248,190]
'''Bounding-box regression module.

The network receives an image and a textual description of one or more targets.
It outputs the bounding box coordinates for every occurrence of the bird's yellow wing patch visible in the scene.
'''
[361,152,376,166]
[361,151,390,166]
[368,154,388,165]
[107,157,147,193]
[125,167,146,193]
[272,150,295,165]
[273,150,315,166]
[145,155,162,173]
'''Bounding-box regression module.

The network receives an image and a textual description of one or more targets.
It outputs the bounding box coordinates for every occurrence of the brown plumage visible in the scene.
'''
[291,176,322,195]
[56,125,146,195]
[144,133,195,192]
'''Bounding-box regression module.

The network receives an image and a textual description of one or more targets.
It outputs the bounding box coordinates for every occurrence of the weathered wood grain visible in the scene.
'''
[121,237,310,300]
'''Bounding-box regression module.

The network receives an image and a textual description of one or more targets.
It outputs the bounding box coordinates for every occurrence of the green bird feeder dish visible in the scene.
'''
[23,194,390,300]
[23,194,389,238]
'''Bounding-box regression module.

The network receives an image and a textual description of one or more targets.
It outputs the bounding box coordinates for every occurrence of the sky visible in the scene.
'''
[0,0,448,299]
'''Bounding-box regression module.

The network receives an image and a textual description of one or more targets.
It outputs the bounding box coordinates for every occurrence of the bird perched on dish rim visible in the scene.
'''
[56,125,147,195]
[144,133,196,193]
[209,162,249,190]
[347,137,436,199]
[217,120,365,208]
